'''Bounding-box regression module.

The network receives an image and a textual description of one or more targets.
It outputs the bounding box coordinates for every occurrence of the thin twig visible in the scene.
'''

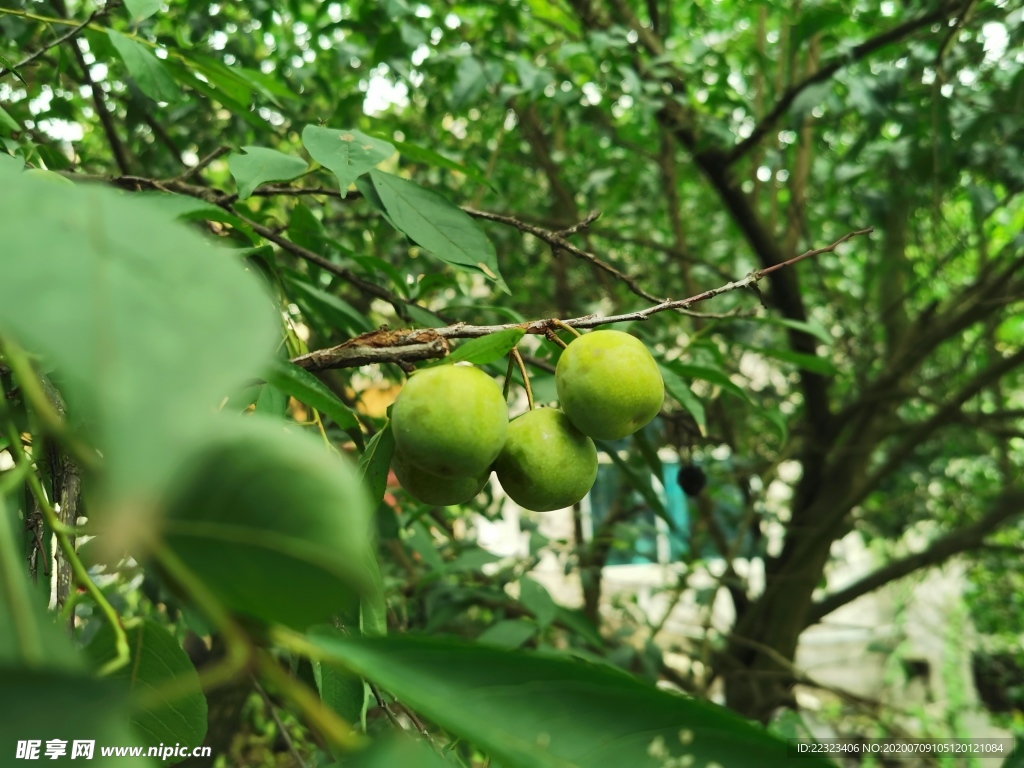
[727,1,963,163]
[253,676,308,768]
[2,6,108,76]
[556,209,601,237]
[292,228,873,371]
[511,348,534,410]
[173,145,231,182]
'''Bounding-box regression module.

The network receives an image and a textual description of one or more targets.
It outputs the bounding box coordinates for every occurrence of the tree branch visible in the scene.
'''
[291,229,872,371]
[728,1,964,163]
[1,5,111,76]
[808,486,1024,623]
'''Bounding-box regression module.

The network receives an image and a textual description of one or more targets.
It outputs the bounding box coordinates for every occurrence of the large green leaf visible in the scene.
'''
[228,146,308,200]
[264,359,362,444]
[108,31,179,103]
[368,169,506,291]
[161,418,375,629]
[0,670,151,767]
[0,175,277,505]
[85,620,207,761]
[302,126,394,196]
[302,633,838,768]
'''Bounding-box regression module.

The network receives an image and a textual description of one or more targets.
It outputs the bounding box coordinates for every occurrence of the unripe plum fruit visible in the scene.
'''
[391,364,508,477]
[555,330,664,441]
[494,408,597,512]
[392,448,490,506]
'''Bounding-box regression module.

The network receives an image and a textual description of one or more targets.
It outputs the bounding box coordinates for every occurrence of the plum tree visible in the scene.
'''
[392,449,490,506]
[494,408,598,512]
[555,330,664,441]
[391,364,508,477]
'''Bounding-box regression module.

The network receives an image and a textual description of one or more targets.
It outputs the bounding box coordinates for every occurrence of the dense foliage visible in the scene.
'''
[1,0,1023,765]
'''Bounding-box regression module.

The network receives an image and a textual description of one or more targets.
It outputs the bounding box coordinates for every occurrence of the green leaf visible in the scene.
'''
[347,734,452,768]
[358,423,395,510]
[178,53,254,105]
[303,633,838,768]
[283,272,373,335]
[84,620,207,761]
[254,382,288,417]
[302,126,394,196]
[0,670,152,766]
[669,362,751,404]
[288,203,334,254]
[312,626,366,730]
[0,174,277,504]
[108,30,179,103]
[478,619,537,649]
[0,152,25,176]
[124,0,161,22]
[753,316,833,346]
[164,60,266,130]
[228,146,308,201]
[162,418,375,629]
[999,747,1024,768]
[0,105,21,135]
[372,134,493,189]
[0,52,26,85]
[135,191,258,242]
[658,364,705,436]
[264,360,363,445]
[744,346,838,376]
[360,556,387,638]
[519,577,557,629]
[451,57,498,109]
[369,169,506,291]
[597,444,670,528]
[441,328,524,366]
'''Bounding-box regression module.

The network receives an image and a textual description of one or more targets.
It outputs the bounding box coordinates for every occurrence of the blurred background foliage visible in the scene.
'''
[3,0,1024,763]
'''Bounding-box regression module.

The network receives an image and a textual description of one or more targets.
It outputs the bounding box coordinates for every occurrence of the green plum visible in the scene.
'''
[391,364,508,477]
[392,449,490,506]
[555,329,664,441]
[494,408,597,512]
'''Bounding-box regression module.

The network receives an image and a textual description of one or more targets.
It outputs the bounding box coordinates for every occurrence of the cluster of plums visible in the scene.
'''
[390,330,665,512]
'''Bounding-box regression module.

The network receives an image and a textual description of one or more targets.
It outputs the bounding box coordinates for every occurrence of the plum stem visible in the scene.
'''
[510,348,534,410]
[543,328,568,350]
[551,318,582,338]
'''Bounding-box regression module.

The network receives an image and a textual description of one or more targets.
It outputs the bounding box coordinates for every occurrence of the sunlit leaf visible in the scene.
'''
[108,30,179,102]
[369,169,506,291]
[302,126,394,196]
[228,146,308,200]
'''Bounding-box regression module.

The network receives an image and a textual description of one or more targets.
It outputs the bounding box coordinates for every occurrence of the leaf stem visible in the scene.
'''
[2,341,100,473]
[0,412,128,675]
